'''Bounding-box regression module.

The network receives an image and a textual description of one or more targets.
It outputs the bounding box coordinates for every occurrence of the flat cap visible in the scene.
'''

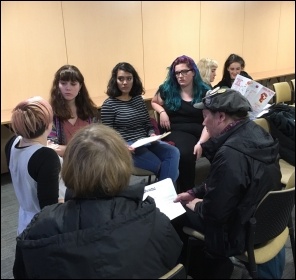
[194,88,252,113]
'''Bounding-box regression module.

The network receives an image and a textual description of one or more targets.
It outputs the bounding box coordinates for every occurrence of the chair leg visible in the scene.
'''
[148,175,151,185]
[247,218,258,279]
[185,237,194,275]
[288,215,295,267]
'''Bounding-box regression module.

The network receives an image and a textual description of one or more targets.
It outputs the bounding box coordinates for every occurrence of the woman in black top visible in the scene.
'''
[214,53,252,89]
[151,55,211,192]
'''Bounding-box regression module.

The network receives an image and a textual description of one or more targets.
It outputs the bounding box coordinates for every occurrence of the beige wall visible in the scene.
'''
[1,1,295,111]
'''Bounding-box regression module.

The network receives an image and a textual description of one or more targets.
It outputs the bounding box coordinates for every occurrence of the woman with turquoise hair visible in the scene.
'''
[151,55,211,192]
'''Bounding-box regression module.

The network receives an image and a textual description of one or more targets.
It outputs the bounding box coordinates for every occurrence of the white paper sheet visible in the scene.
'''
[143,178,186,220]
[130,132,171,148]
[231,74,275,118]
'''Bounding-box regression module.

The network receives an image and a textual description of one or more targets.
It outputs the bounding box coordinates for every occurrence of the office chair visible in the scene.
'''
[291,79,295,104]
[284,170,295,267]
[253,118,294,185]
[273,81,293,104]
[183,187,295,279]
[159,263,187,279]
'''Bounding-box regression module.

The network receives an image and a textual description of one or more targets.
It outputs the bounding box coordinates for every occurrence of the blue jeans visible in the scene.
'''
[128,140,180,183]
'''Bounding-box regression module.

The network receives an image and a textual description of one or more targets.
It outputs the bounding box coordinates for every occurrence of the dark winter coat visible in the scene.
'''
[13,182,182,279]
[193,119,282,257]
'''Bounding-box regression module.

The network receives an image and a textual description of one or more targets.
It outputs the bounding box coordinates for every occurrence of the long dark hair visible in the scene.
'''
[221,54,246,85]
[106,62,145,98]
[50,65,98,120]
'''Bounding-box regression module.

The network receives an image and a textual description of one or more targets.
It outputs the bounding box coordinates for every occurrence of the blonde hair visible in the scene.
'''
[61,123,133,197]
[197,58,218,85]
[11,96,53,139]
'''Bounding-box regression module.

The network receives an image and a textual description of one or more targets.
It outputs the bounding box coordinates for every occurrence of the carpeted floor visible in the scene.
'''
[1,172,295,279]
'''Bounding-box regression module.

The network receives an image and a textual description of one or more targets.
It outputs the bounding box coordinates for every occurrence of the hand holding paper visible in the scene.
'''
[143,178,186,220]
[131,132,171,149]
[231,74,275,118]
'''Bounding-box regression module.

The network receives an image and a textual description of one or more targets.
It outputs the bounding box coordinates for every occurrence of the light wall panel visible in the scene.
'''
[243,1,281,72]
[1,1,295,113]
[62,1,143,105]
[1,1,66,110]
[277,1,295,69]
[199,1,245,84]
[142,1,200,96]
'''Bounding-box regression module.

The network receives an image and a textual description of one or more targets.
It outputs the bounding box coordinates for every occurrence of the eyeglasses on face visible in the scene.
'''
[175,69,193,77]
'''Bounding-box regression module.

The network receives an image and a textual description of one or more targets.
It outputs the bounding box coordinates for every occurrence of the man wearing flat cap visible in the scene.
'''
[173,88,282,278]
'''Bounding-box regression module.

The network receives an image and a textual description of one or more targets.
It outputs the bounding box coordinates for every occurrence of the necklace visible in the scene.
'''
[20,138,43,147]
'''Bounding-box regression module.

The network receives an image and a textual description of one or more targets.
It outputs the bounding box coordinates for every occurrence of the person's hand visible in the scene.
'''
[186,198,203,211]
[127,145,135,153]
[55,145,66,157]
[174,192,195,205]
[47,140,59,150]
[193,142,203,160]
[159,112,170,130]
[47,140,65,157]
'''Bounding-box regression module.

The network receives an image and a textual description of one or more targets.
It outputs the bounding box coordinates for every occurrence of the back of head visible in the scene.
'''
[197,58,218,85]
[11,96,53,139]
[61,123,133,197]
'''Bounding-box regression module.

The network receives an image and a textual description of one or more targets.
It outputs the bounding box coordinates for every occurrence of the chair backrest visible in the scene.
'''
[252,187,295,245]
[253,118,270,133]
[285,170,295,190]
[291,79,295,104]
[159,263,186,279]
[273,81,292,104]
[291,79,295,92]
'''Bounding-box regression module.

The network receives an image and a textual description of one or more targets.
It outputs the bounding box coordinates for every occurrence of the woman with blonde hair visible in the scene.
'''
[5,96,61,235]
[197,58,218,88]
[13,124,182,279]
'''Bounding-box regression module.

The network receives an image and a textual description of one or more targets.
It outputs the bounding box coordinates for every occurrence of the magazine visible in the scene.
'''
[231,74,275,118]
[143,178,186,220]
[130,131,171,148]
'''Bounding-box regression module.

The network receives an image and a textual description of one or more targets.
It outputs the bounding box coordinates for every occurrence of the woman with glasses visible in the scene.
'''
[151,55,210,192]
[101,62,180,185]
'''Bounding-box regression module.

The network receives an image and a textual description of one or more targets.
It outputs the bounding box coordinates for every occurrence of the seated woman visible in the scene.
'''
[197,57,219,89]
[151,55,211,192]
[101,62,180,185]
[13,124,183,279]
[214,53,252,89]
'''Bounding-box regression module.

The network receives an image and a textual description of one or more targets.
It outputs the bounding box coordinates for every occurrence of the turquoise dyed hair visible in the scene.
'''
[160,55,210,111]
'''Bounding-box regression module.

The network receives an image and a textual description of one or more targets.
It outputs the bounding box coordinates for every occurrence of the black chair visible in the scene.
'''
[284,170,295,267]
[183,187,295,279]
[132,166,156,185]
[159,263,187,279]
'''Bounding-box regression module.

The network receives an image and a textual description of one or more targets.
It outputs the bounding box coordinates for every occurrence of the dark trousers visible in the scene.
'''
[165,131,198,192]
[171,209,234,279]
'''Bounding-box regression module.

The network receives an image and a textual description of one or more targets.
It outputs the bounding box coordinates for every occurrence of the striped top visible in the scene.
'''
[101,95,154,142]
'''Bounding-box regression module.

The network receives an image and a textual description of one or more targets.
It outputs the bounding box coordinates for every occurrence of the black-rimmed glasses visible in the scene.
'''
[175,69,193,77]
